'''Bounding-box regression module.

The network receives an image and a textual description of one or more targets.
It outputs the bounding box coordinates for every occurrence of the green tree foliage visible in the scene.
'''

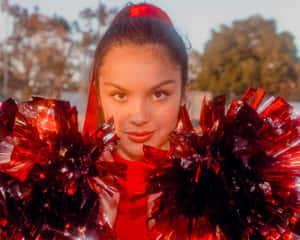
[188,49,202,81]
[192,15,300,100]
[1,2,116,100]
[3,4,75,99]
[72,3,117,91]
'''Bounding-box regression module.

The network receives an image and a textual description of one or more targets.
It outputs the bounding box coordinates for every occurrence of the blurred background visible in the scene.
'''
[1,0,300,130]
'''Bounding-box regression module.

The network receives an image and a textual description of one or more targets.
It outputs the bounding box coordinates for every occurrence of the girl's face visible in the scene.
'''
[98,44,186,161]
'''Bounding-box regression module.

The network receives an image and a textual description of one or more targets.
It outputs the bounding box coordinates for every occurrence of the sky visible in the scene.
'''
[1,0,300,55]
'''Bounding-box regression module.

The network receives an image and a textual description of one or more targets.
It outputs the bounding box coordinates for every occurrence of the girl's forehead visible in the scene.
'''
[101,43,174,66]
[99,43,181,88]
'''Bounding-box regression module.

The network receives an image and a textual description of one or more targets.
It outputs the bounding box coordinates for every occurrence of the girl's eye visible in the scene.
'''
[153,91,169,100]
[111,93,127,101]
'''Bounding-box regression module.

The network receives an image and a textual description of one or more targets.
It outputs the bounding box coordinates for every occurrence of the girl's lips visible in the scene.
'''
[126,131,154,143]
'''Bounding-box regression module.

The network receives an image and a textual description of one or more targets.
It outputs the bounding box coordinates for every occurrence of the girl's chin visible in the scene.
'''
[118,143,145,160]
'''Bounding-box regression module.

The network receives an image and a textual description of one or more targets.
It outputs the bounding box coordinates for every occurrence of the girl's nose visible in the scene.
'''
[129,99,150,126]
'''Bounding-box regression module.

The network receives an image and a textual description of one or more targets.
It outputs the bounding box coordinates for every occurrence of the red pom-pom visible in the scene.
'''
[145,88,300,239]
[0,97,120,239]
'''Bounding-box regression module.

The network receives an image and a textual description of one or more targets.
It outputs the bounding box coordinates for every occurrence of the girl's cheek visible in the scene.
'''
[101,96,122,120]
[106,105,127,132]
[156,95,181,115]
[112,113,125,133]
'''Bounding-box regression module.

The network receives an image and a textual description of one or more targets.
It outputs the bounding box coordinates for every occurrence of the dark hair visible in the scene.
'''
[92,2,188,123]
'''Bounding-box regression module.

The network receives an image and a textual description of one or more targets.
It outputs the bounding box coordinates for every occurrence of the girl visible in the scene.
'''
[83,2,189,239]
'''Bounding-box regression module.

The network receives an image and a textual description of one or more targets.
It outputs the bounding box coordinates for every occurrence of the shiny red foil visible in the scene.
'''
[145,88,300,239]
[0,97,120,239]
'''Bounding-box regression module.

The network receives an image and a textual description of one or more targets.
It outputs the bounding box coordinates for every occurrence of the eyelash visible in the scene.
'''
[153,90,170,100]
[110,90,170,102]
[110,92,127,101]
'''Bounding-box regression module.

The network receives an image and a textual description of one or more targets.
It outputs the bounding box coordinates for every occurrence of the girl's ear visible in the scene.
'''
[180,81,190,106]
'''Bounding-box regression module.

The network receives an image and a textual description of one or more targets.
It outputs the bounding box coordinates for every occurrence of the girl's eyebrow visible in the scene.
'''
[103,79,176,91]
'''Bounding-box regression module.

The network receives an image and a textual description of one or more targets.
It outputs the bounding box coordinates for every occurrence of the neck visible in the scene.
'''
[116,148,143,162]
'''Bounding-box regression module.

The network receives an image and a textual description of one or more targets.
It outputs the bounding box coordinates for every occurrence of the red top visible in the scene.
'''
[113,150,153,240]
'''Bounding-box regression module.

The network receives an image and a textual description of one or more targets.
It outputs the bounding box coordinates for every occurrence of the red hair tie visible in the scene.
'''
[130,4,173,26]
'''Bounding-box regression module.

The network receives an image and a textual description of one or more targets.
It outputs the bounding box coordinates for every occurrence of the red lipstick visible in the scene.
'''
[126,131,154,143]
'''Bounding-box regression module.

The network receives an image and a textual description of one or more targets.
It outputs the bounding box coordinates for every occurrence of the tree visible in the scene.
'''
[1,2,117,100]
[3,4,75,99]
[72,2,117,91]
[193,15,300,100]
[188,49,202,82]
